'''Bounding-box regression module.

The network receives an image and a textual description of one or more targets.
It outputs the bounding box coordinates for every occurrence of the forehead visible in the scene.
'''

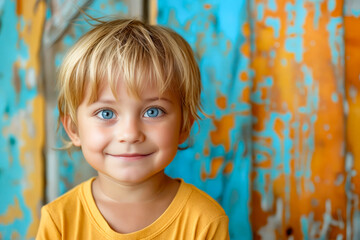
[84,77,179,104]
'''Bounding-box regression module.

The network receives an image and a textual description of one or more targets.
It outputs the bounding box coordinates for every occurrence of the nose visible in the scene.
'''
[116,117,145,144]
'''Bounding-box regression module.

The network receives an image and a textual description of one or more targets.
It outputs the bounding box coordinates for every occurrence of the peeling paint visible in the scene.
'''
[158,1,252,239]
[210,115,235,152]
[0,0,45,238]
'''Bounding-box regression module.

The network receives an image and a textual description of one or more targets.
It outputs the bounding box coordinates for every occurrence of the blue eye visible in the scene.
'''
[144,107,164,118]
[97,109,115,119]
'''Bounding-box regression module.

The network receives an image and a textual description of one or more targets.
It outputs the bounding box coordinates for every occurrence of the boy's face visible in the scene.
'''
[63,80,190,184]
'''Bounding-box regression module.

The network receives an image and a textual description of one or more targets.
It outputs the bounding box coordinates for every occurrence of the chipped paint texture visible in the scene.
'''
[345,0,360,239]
[0,0,45,239]
[250,0,347,239]
[158,0,359,239]
[157,1,252,239]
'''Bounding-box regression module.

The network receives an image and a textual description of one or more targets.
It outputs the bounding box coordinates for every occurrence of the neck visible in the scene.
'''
[93,171,173,204]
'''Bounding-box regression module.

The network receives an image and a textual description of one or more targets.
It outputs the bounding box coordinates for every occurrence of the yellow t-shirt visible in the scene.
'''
[36,178,229,239]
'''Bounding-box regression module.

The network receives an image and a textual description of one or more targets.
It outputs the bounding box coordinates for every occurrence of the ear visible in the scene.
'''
[179,118,195,144]
[61,115,81,147]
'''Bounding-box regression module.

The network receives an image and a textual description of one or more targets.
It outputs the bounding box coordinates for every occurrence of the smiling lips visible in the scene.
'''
[106,153,153,161]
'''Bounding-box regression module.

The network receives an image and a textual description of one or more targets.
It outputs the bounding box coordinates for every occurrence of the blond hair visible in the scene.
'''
[58,18,202,148]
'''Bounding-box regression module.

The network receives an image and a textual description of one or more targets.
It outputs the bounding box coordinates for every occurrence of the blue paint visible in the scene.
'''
[0,0,43,237]
[268,0,277,12]
[285,2,307,63]
[351,9,360,17]
[285,36,303,62]
[253,111,293,209]
[55,53,63,68]
[251,76,273,107]
[253,64,319,221]
[0,0,4,15]
[332,92,339,103]
[294,66,318,194]
[257,3,264,21]
[298,106,307,113]
[301,214,310,240]
[255,153,266,162]
[63,35,74,46]
[218,0,246,42]
[302,66,319,109]
[265,17,280,38]
[0,0,32,237]
[328,0,336,12]
[310,0,322,29]
[327,17,344,66]
[158,1,252,239]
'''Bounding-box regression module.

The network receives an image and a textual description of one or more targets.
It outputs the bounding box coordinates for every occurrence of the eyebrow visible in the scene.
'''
[144,97,174,104]
[92,97,174,105]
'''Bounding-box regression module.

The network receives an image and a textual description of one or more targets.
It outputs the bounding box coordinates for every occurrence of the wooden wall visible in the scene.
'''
[1,0,360,239]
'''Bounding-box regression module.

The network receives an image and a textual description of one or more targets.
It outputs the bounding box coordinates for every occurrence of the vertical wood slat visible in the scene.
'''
[250,0,346,239]
[0,0,45,239]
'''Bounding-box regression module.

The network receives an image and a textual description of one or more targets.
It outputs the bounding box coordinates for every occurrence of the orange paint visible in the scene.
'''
[12,63,21,95]
[203,144,210,156]
[241,22,251,58]
[239,71,248,82]
[201,157,225,180]
[0,198,23,224]
[251,191,271,238]
[16,0,22,15]
[204,4,212,9]
[343,15,360,240]
[254,158,272,169]
[209,157,224,178]
[223,161,233,174]
[241,41,250,57]
[302,4,346,238]
[242,21,250,36]
[201,166,207,181]
[11,231,21,240]
[345,16,360,216]
[241,85,250,102]
[13,0,46,238]
[216,95,227,109]
[18,0,46,75]
[22,96,45,238]
[210,114,235,152]
[274,118,284,139]
[251,0,347,238]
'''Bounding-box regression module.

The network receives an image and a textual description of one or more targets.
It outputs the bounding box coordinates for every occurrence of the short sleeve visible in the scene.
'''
[198,215,230,240]
[36,206,61,240]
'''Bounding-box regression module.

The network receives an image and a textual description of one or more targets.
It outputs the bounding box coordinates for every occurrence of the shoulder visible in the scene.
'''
[42,178,93,218]
[179,180,227,221]
[169,180,229,239]
[37,178,98,239]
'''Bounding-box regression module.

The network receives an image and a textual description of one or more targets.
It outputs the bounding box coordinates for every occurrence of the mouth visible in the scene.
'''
[106,152,153,160]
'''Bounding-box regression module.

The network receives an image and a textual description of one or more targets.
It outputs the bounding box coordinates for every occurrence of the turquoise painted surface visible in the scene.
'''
[0,0,42,239]
[158,1,252,239]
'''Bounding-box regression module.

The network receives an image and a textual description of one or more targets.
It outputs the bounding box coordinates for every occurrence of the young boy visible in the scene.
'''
[37,18,229,239]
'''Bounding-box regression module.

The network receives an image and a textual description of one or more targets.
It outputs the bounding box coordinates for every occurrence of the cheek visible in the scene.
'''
[78,125,112,152]
[151,122,181,149]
